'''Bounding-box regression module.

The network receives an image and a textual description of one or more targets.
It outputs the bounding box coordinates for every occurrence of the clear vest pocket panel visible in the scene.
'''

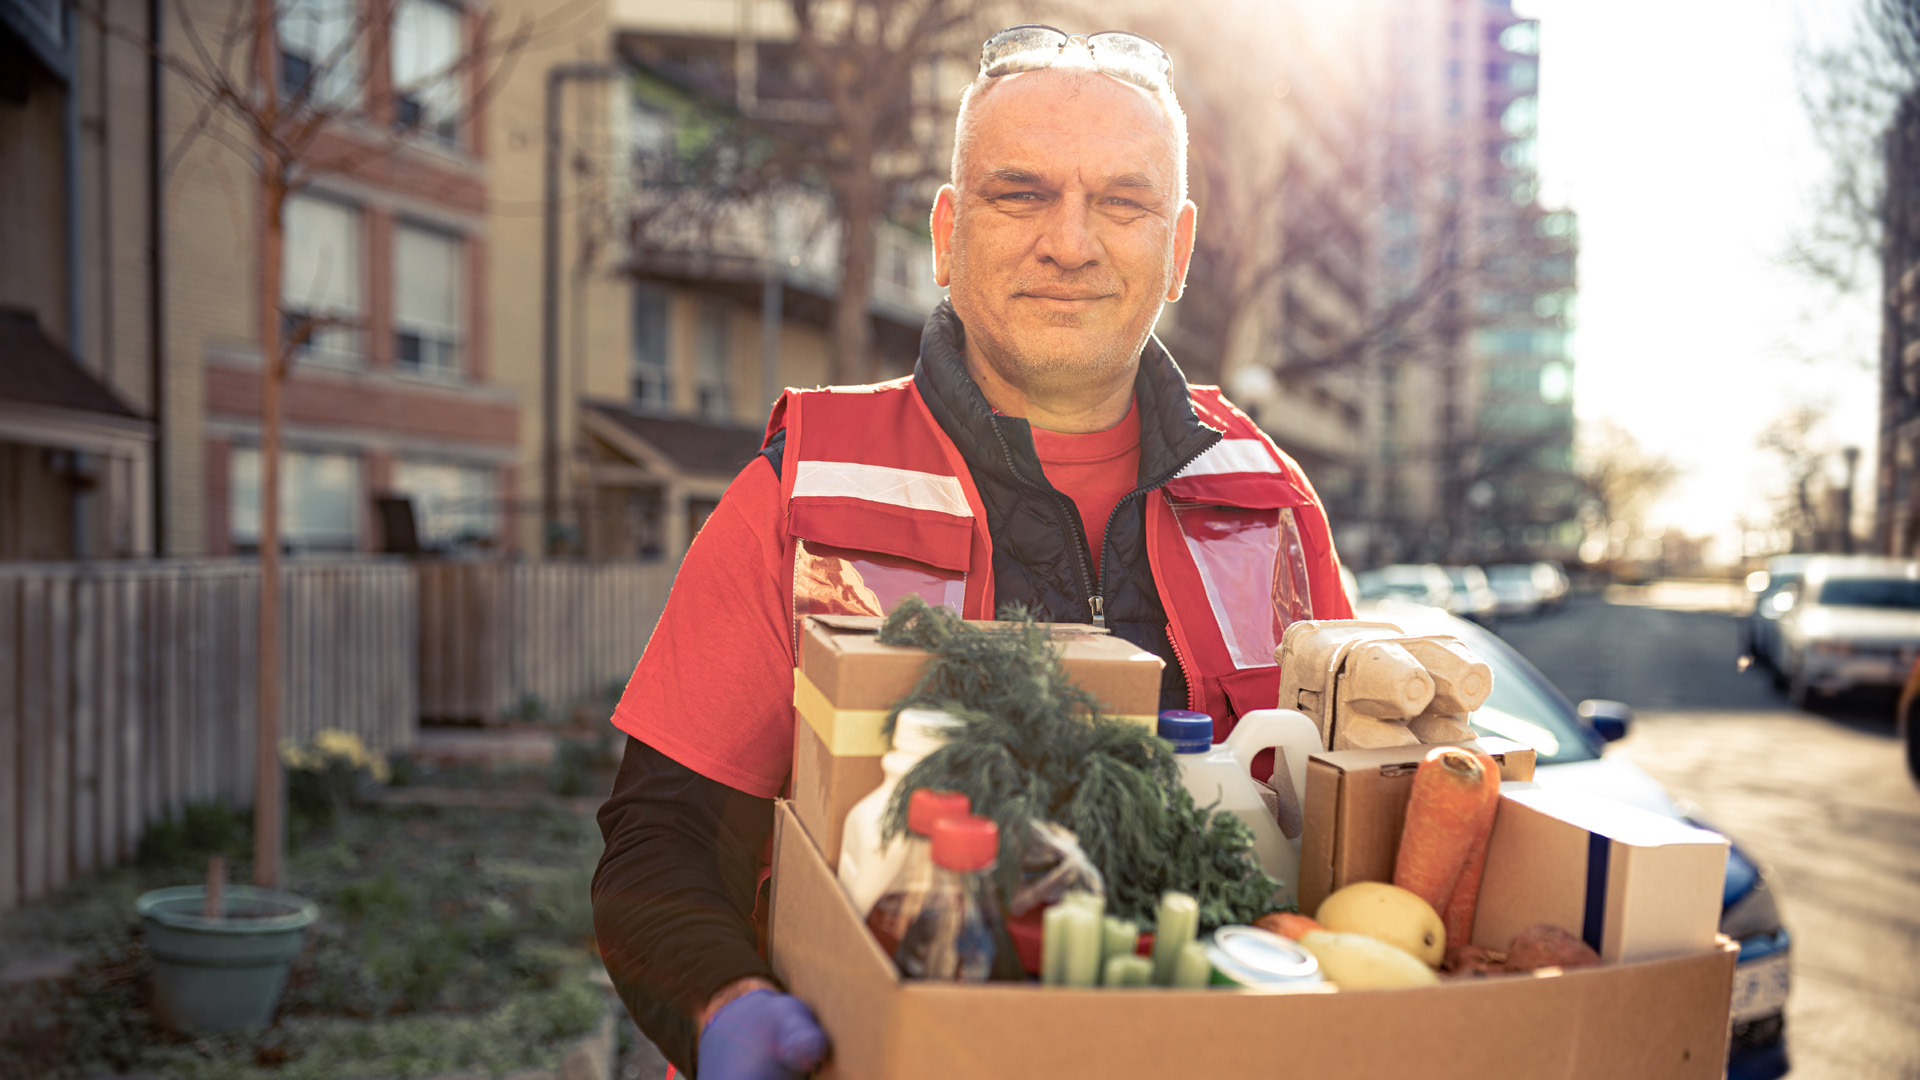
[791,536,967,650]
[1170,505,1314,671]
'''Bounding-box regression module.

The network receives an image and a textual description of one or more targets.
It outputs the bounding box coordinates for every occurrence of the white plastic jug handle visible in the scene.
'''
[1223,708,1323,835]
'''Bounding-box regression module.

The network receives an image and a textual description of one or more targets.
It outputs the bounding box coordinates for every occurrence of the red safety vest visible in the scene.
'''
[766,376,1352,734]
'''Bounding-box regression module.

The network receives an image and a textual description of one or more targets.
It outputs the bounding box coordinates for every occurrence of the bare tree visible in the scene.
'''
[1758,403,1840,552]
[624,2,1008,385]
[1791,0,1920,294]
[76,0,558,886]
[1577,419,1678,538]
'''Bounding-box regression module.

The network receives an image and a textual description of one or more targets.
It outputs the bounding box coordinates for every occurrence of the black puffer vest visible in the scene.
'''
[911,302,1221,711]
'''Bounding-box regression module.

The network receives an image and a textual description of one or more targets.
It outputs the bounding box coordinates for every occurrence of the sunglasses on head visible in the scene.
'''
[977,24,1173,93]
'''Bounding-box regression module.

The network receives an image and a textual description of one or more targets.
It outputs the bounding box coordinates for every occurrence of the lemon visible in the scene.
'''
[1314,881,1446,967]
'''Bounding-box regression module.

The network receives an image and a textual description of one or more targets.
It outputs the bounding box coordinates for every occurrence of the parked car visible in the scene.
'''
[1355,601,1792,1079]
[1532,560,1571,609]
[1743,555,1811,672]
[1443,565,1499,624]
[1485,563,1544,618]
[1355,564,1455,609]
[1775,555,1920,706]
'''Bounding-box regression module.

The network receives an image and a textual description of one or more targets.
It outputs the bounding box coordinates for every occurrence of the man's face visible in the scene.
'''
[932,69,1196,400]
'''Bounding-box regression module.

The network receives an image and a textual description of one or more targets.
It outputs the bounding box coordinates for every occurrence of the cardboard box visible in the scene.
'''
[1473,784,1729,963]
[1298,738,1537,916]
[769,800,1737,1080]
[792,615,1164,863]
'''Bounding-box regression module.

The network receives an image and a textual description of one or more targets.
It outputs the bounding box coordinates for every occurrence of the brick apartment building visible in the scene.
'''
[1,0,635,562]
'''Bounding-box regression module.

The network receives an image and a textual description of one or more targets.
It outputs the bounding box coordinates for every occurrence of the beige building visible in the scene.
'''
[1,0,156,560]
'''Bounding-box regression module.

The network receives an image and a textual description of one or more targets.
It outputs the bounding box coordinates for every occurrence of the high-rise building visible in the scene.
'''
[1369,0,1579,563]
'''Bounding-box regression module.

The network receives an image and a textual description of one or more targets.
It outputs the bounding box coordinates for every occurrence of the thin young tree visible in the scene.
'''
[76,0,570,886]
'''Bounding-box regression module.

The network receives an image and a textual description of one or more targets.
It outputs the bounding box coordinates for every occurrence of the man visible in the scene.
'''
[592,26,1352,1079]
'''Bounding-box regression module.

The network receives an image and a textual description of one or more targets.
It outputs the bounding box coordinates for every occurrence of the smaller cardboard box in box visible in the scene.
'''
[792,615,1163,864]
[1473,784,1729,963]
[1298,738,1537,916]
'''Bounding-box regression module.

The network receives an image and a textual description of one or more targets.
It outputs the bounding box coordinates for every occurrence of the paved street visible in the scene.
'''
[1495,587,1920,1080]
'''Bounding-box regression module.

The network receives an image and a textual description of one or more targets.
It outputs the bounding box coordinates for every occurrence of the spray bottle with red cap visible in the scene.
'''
[893,813,1003,981]
[864,787,973,956]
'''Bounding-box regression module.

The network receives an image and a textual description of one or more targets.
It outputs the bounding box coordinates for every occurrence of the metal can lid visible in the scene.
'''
[1206,925,1322,986]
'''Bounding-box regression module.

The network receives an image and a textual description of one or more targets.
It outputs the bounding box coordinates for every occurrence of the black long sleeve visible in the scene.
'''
[592,736,778,1077]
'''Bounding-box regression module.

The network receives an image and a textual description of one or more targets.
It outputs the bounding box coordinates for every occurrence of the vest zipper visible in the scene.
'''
[989,419,1102,624]
[1109,431,1220,706]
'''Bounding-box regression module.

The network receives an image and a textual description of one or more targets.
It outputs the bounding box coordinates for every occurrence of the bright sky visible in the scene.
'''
[1517,0,1881,559]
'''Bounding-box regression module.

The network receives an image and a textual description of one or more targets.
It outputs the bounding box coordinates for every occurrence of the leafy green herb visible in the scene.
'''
[876,596,1286,928]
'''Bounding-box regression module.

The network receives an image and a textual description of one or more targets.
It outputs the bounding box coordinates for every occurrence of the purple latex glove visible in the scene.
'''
[697,988,829,1080]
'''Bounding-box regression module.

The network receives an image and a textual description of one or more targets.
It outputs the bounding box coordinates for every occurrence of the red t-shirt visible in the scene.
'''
[612,403,1150,798]
[1030,400,1142,581]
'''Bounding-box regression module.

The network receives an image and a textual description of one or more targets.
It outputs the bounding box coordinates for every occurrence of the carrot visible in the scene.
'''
[1440,757,1501,945]
[1393,747,1499,919]
[1254,912,1323,940]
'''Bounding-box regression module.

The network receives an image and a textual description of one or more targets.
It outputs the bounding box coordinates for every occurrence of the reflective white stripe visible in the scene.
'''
[1177,438,1283,478]
[792,460,973,518]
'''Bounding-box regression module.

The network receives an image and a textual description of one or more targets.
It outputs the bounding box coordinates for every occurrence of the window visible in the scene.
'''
[1500,22,1540,55]
[1500,96,1538,137]
[282,194,362,364]
[1539,361,1573,404]
[278,0,358,107]
[394,223,462,375]
[631,285,671,409]
[695,302,731,420]
[390,459,496,547]
[231,448,360,552]
[392,0,462,144]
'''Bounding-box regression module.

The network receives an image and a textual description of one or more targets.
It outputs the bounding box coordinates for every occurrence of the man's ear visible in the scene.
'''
[931,184,958,288]
[1166,199,1197,303]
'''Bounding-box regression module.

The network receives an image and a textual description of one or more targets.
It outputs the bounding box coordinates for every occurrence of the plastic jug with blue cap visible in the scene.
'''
[1158,707,1323,909]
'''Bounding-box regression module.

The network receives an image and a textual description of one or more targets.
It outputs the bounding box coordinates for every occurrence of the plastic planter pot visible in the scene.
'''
[136,885,319,1032]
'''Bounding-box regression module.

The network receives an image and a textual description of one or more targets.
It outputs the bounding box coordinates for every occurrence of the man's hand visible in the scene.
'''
[697,981,828,1079]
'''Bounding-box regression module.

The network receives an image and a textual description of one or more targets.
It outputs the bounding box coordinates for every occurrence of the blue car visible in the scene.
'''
[1361,602,1792,1080]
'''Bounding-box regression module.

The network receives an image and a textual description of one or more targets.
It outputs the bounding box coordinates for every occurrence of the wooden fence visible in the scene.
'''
[418,561,675,722]
[0,559,416,914]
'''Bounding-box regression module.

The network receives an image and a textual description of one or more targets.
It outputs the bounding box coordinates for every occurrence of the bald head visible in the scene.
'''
[952,65,1189,205]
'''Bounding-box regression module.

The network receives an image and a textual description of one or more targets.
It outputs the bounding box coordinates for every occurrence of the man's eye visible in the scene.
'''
[998,191,1042,201]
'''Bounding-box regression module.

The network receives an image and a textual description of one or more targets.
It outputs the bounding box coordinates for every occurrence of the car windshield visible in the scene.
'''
[1815,578,1920,610]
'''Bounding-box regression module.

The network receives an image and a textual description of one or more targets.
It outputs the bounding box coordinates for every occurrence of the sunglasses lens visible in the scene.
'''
[981,25,1068,75]
[1089,32,1172,85]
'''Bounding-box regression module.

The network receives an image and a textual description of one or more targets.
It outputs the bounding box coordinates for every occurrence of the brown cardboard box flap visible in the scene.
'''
[799,616,1156,714]
[770,801,1736,1080]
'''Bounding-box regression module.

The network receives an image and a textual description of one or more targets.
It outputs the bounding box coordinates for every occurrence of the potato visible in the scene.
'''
[1299,930,1441,989]
[1505,924,1601,972]
[1440,943,1507,977]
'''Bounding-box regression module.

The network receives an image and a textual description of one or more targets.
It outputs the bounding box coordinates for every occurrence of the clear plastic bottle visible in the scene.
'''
[839,708,963,916]
[863,788,971,956]
[892,814,1002,982]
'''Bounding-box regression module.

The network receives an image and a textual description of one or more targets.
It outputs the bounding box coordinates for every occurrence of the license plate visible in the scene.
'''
[1730,951,1791,1022]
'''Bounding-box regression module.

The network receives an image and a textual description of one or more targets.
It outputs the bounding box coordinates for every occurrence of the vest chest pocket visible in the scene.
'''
[1169,504,1314,671]
[791,537,967,653]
